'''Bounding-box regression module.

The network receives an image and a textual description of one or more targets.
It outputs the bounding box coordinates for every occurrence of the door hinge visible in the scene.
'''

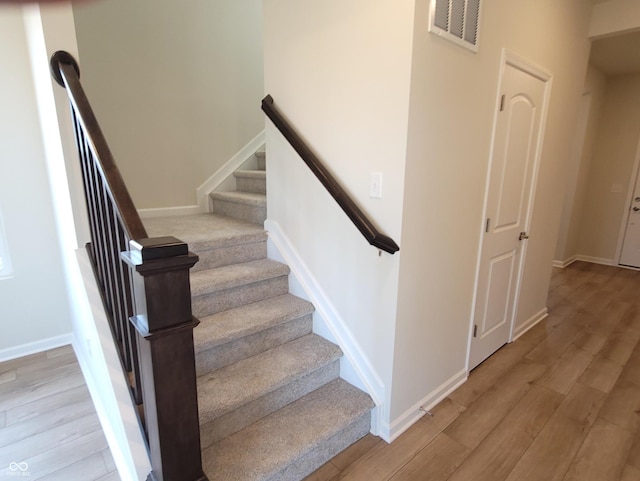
[473,324,478,338]
[499,94,505,112]
[485,218,491,233]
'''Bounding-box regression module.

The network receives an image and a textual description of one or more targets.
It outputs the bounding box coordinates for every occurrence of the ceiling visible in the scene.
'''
[590,30,640,76]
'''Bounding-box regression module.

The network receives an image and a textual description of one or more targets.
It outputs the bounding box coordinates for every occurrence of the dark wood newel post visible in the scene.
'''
[122,236,208,481]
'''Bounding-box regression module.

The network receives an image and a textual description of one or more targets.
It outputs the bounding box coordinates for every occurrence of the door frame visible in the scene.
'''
[466,49,553,371]
[614,135,640,267]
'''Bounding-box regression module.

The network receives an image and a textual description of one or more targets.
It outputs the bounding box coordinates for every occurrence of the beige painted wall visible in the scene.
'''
[577,73,640,261]
[555,64,608,264]
[0,6,72,353]
[73,0,264,209]
[590,0,640,38]
[393,0,592,420]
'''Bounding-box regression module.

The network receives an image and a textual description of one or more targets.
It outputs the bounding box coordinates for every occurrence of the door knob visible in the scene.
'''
[519,232,529,241]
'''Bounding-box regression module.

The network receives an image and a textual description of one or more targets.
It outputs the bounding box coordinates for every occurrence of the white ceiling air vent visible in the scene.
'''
[429,0,481,52]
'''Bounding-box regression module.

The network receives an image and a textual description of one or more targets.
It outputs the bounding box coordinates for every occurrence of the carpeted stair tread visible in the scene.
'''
[210,191,266,206]
[201,378,374,481]
[195,294,314,351]
[197,334,341,424]
[144,213,266,252]
[190,259,289,297]
[234,170,266,180]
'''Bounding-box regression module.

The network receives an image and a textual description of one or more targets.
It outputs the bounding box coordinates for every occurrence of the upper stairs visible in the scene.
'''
[144,150,374,481]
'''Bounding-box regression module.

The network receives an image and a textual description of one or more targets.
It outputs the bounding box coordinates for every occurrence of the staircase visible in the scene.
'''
[144,150,374,481]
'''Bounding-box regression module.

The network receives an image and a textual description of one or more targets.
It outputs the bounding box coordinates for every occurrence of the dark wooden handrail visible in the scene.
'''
[261,95,399,254]
[51,51,207,481]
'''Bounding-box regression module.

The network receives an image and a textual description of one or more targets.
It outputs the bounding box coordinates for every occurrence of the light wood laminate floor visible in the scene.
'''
[0,345,120,480]
[305,262,640,481]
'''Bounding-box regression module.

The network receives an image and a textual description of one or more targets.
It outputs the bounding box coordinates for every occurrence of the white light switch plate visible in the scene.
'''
[370,172,383,198]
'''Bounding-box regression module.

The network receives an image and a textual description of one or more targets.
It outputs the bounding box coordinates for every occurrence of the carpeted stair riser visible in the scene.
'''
[211,192,266,225]
[190,239,267,272]
[195,313,312,375]
[201,379,374,481]
[197,335,342,429]
[194,294,315,374]
[235,170,266,195]
[255,151,266,171]
[190,259,290,317]
[193,276,289,317]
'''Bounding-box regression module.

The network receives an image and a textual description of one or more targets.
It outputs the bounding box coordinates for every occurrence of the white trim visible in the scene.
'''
[381,368,467,443]
[196,131,265,212]
[0,333,73,363]
[552,256,577,268]
[265,219,386,438]
[575,254,615,266]
[138,205,201,219]
[512,307,548,341]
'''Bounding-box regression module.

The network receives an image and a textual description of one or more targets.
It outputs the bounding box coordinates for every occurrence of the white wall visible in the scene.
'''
[577,73,640,262]
[72,0,264,209]
[263,0,415,436]
[555,64,608,265]
[0,6,72,357]
[393,0,592,426]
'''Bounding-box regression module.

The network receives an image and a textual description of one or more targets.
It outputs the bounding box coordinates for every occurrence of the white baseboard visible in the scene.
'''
[552,255,577,268]
[575,255,615,266]
[512,307,548,341]
[381,368,467,443]
[138,205,201,219]
[264,219,386,437]
[196,131,265,212]
[0,333,73,363]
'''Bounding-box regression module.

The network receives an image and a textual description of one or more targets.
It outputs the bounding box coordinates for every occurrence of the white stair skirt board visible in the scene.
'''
[512,307,549,342]
[265,219,386,439]
[197,131,266,212]
[71,248,151,481]
[0,333,73,363]
[384,368,468,443]
[138,205,201,219]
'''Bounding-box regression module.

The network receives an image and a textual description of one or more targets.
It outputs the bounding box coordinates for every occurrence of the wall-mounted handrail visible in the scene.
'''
[261,95,400,254]
[50,51,206,481]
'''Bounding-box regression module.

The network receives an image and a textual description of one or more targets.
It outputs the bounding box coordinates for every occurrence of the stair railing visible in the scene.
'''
[50,51,207,481]
[261,95,399,254]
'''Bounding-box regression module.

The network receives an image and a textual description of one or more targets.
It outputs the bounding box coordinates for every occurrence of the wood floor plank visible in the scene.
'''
[598,378,640,434]
[95,472,121,481]
[620,464,640,481]
[0,412,102,467]
[5,385,91,426]
[0,395,97,448]
[12,428,110,481]
[0,369,86,412]
[329,434,382,471]
[0,352,46,375]
[389,433,469,481]
[538,344,593,395]
[38,451,109,481]
[571,330,607,355]
[562,418,633,481]
[15,349,76,376]
[627,431,640,471]
[449,338,537,407]
[0,369,16,385]
[504,382,606,481]
[303,461,339,481]
[578,355,623,393]
[447,385,562,481]
[598,334,638,366]
[330,397,465,480]
[525,322,582,366]
[101,448,117,473]
[444,359,547,450]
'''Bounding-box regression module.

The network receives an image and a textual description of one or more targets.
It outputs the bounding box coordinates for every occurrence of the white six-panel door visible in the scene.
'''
[469,53,551,370]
